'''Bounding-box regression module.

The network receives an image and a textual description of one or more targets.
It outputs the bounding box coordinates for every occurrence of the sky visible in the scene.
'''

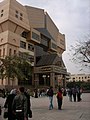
[0,0,90,74]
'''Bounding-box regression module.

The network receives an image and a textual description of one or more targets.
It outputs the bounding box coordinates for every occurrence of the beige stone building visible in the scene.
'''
[0,0,67,89]
[69,74,90,82]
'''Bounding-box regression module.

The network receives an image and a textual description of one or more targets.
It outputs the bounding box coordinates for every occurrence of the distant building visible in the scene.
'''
[69,74,90,82]
[0,0,67,89]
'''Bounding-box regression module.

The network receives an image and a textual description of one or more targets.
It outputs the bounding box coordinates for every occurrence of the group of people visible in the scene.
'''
[67,87,82,102]
[47,86,63,110]
[0,86,83,120]
[3,86,32,120]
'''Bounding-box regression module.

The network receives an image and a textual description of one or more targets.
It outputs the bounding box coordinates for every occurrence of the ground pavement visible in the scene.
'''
[0,93,90,120]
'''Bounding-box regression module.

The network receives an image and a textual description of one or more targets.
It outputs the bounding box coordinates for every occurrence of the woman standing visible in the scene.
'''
[56,87,63,110]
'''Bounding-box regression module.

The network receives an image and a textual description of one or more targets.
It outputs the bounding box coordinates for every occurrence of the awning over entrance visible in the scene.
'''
[34,54,67,75]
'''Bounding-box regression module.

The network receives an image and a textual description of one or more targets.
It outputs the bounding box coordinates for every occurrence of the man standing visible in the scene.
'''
[47,86,54,110]
[12,87,28,120]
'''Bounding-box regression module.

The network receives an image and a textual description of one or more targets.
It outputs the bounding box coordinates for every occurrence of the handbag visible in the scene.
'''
[3,108,8,118]
[28,109,32,118]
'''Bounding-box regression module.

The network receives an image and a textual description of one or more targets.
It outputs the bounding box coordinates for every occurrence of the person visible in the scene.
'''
[12,86,28,120]
[72,87,77,102]
[4,89,17,120]
[47,86,54,110]
[24,89,32,119]
[68,88,72,102]
[56,87,63,110]
[77,87,82,102]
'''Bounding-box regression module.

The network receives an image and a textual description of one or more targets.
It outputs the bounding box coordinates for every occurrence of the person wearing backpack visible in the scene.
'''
[12,87,28,120]
[47,86,54,110]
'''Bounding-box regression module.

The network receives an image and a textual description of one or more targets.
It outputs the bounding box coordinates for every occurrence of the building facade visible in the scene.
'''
[69,74,90,82]
[0,0,67,89]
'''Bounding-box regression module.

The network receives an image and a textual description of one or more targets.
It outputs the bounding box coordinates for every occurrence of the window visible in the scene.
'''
[15,14,18,18]
[1,14,3,17]
[15,10,23,21]
[32,32,40,41]
[3,48,5,57]
[20,41,26,49]
[9,48,12,56]
[20,17,23,21]
[14,50,16,55]
[28,44,34,51]
[52,43,57,49]
[16,10,18,14]
[21,31,28,38]
[1,9,4,17]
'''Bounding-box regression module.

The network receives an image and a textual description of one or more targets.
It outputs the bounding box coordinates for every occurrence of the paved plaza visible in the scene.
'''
[0,93,90,120]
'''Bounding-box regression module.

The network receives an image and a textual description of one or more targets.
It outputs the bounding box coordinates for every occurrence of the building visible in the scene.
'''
[0,0,67,90]
[69,74,90,82]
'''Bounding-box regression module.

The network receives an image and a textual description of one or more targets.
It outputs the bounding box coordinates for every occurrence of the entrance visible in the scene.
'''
[39,74,50,86]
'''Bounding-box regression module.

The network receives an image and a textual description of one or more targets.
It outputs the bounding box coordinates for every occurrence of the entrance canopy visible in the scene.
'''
[34,54,67,75]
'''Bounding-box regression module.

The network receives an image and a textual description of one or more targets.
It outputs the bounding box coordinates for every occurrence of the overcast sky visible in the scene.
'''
[1,0,90,74]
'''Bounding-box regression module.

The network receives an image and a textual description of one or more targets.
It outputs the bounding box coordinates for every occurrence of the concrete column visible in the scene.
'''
[34,74,39,88]
[50,73,55,90]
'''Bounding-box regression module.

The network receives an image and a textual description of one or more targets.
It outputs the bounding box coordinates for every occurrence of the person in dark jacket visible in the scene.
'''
[12,86,28,120]
[4,89,16,120]
[56,87,63,110]
[24,89,32,119]
[47,86,54,110]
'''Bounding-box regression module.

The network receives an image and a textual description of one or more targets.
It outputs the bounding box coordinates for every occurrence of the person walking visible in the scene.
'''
[56,87,63,110]
[72,87,77,102]
[47,86,54,110]
[68,88,72,102]
[4,89,17,120]
[12,86,28,120]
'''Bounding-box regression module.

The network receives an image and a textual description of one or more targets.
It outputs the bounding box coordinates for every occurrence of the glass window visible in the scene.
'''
[52,43,57,49]
[20,41,26,49]
[28,44,34,51]
[32,32,39,41]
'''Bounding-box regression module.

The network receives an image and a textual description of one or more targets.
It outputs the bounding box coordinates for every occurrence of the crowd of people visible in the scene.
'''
[0,86,83,120]
[67,87,82,102]
[3,87,32,120]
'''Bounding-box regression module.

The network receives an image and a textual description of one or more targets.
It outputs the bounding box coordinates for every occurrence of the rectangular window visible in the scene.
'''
[14,50,16,55]
[52,43,57,49]
[32,32,40,41]
[9,48,12,56]
[28,44,34,51]
[3,48,5,57]
[20,41,26,49]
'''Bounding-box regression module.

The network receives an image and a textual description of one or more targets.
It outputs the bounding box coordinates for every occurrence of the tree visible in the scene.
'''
[69,36,90,71]
[0,53,32,86]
